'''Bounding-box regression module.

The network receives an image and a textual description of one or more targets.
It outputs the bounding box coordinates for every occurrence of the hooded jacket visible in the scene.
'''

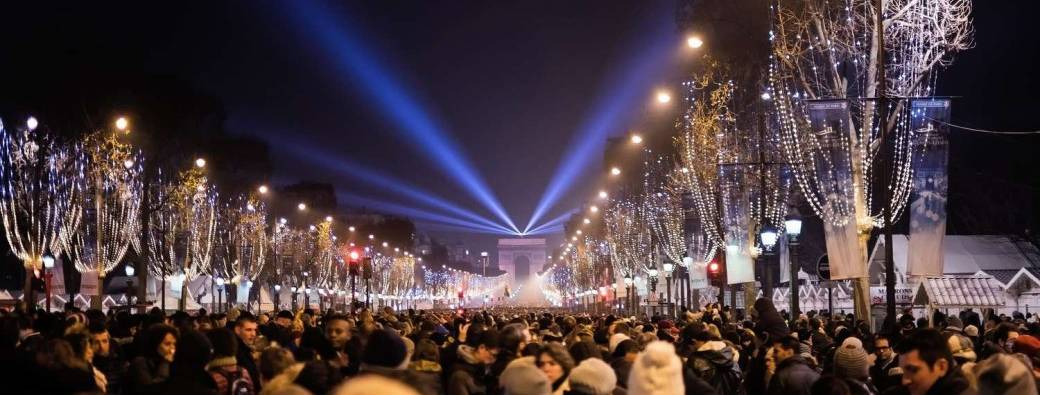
[766,355,819,395]
[688,340,742,395]
[448,345,489,395]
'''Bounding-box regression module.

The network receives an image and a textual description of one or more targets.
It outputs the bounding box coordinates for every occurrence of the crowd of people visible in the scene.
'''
[3,297,1040,395]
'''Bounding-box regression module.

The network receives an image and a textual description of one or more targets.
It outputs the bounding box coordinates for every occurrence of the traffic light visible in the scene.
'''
[362,257,373,279]
[348,248,361,276]
[708,261,720,275]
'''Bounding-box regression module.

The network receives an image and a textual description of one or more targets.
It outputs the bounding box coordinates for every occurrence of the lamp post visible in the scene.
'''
[611,284,618,314]
[125,264,136,307]
[43,254,55,312]
[759,225,779,298]
[785,215,803,326]
[623,276,633,315]
[216,277,225,313]
[290,286,298,310]
[274,284,281,310]
[663,262,674,318]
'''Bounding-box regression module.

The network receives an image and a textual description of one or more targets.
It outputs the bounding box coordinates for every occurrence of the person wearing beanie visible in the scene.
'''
[626,341,684,395]
[973,353,1038,395]
[500,357,552,395]
[768,336,819,395]
[565,358,617,395]
[833,337,876,395]
[358,328,438,395]
[944,316,964,334]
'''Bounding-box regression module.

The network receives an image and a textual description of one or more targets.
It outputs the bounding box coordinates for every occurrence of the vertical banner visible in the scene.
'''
[779,233,791,283]
[907,98,951,276]
[237,281,252,304]
[80,271,100,296]
[51,257,66,295]
[807,100,865,279]
[720,165,754,284]
[683,192,714,290]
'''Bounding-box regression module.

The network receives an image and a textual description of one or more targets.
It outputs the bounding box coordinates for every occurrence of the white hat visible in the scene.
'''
[627,341,684,395]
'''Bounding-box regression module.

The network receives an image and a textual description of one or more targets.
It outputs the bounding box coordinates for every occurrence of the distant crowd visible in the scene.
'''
[2,299,1040,395]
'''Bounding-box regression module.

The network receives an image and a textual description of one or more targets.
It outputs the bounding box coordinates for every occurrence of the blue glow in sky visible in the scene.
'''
[338,190,514,235]
[287,0,518,233]
[523,6,676,233]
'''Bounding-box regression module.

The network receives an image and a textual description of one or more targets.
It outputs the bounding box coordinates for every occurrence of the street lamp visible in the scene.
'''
[115,116,129,131]
[258,185,269,194]
[216,277,225,313]
[297,203,307,211]
[27,116,39,131]
[623,276,633,315]
[124,264,135,277]
[630,134,643,145]
[42,254,55,311]
[760,225,779,251]
[785,214,803,325]
[195,158,206,168]
[610,167,621,176]
[663,262,675,317]
[656,91,671,104]
[686,35,704,49]
[598,190,608,199]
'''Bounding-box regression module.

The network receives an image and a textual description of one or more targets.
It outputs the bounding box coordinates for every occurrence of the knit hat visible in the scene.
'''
[609,333,631,354]
[834,337,870,381]
[945,316,964,333]
[973,353,1039,395]
[362,328,407,369]
[627,341,684,395]
[499,357,551,395]
[948,333,977,362]
[1013,335,1040,358]
[568,358,617,395]
[964,325,979,338]
[334,375,419,395]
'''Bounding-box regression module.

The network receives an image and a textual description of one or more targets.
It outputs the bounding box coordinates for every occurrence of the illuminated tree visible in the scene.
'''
[0,118,82,300]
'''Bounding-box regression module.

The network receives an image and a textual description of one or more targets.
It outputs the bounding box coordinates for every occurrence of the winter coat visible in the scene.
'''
[766,356,819,395]
[207,356,256,395]
[94,350,129,395]
[880,365,975,395]
[753,299,790,343]
[610,358,633,389]
[869,356,899,394]
[363,364,441,395]
[682,366,720,395]
[687,341,743,395]
[236,336,261,392]
[126,356,170,394]
[410,360,445,395]
[447,345,489,395]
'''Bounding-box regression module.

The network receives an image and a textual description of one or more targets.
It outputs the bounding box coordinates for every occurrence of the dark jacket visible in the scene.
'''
[447,345,489,395]
[869,356,899,393]
[683,366,720,395]
[149,370,219,395]
[236,336,261,392]
[611,358,633,389]
[410,360,446,395]
[767,356,820,395]
[94,350,129,395]
[126,356,170,394]
[687,341,742,395]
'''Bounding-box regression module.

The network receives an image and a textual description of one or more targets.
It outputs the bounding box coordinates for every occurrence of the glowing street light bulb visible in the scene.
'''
[630,134,643,144]
[123,159,134,169]
[761,92,772,100]
[610,167,621,176]
[576,230,583,235]
[687,36,704,49]
[325,215,333,222]
[382,242,389,248]
[598,190,608,200]
[368,234,375,240]
[115,117,129,131]
[297,202,307,211]
[348,226,356,232]
[195,158,206,168]
[583,218,591,224]
[258,185,269,194]
[26,116,38,131]
[656,91,671,104]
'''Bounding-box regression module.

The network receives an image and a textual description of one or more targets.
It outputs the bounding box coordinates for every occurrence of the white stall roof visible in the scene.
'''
[869,235,1040,284]
[912,274,1006,308]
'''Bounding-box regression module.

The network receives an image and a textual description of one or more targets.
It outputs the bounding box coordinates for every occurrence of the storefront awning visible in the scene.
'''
[911,274,1006,308]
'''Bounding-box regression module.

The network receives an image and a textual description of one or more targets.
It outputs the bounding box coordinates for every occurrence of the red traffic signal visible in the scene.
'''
[708,262,720,274]
[349,249,361,261]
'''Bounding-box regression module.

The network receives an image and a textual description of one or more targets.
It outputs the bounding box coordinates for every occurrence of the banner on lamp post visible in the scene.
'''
[907,98,951,276]
[80,271,100,296]
[806,100,865,280]
[720,165,754,284]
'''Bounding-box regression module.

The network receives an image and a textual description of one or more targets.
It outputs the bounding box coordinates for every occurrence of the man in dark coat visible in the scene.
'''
[447,325,499,395]
[767,336,820,395]
[883,329,975,395]
[233,314,262,392]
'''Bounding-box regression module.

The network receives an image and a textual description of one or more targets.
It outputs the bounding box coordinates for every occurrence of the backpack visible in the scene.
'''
[216,367,254,395]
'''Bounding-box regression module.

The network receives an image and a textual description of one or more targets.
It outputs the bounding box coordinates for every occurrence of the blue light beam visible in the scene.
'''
[273,137,515,234]
[286,0,518,233]
[338,191,515,235]
[522,7,676,233]
[526,210,575,235]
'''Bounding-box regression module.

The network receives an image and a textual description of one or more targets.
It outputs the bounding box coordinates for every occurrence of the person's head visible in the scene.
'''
[627,341,684,395]
[65,331,95,364]
[466,325,500,365]
[567,357,617,395]
[875,334,894,361]
[333,374,420,395]
[772,336,801,364]
[834,337,870,381]
[973,353,1039,395]
[206,328,239,358]
[499,323,527,355]
[276,310,293,328]
[896,329,955,395]
[413,339,440,362]
[499,357,551,395]
[537,342,576,385]
[171,330,213,376]
[144,324,178,363]
[260,347,296,384]
[88,322,111,357]
[613,339,640,363]
[235,315,259,346]
[361,328,408,369]
[325,314,353,349]
[995,322,1020,349]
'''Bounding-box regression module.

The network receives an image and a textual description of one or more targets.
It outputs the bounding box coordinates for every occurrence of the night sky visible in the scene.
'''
[0,1,1038,257]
